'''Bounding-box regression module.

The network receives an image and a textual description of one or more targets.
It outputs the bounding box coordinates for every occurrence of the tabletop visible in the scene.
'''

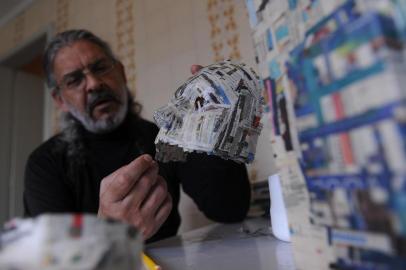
[146,217,297,270]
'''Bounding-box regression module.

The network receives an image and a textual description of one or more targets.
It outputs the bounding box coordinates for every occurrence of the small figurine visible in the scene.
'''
[0,214,143,270]
[154,60,264,163]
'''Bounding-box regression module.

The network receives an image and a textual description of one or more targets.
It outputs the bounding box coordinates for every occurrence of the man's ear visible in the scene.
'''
[116,61,127,84]
[51,89,69,112]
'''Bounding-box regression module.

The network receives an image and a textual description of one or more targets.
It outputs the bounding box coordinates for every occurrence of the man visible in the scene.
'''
[24,29,250,242]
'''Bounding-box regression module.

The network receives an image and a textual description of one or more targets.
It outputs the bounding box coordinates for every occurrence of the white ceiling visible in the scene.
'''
[0,0,34,27]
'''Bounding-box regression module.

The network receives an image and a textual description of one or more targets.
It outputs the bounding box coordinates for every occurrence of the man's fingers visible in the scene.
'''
[153,195,172,233]
[98,155,172,240]
[123,155,156,182]
[140,176,168,217]
[190,64,204,75]
[128,177,171,239]
[140,194,172,239]
[121,163,160,208]
[101,154,155,202]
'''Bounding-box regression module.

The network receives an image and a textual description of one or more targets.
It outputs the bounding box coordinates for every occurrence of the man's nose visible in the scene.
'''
[83,70,102,92]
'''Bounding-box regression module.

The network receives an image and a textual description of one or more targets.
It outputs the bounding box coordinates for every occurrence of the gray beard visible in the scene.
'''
[65,97,128,134]
[61,89,129,134]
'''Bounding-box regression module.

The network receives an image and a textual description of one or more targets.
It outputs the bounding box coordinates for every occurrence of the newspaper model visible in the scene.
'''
[154,60,264,163]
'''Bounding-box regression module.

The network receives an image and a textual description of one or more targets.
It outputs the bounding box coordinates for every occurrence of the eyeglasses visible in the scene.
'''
[56,58,116,91]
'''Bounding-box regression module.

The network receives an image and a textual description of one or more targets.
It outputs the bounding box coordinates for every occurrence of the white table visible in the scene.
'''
[146,218,297,270]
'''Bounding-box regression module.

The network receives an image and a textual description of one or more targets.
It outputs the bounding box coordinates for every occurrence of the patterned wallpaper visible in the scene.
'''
[56,0,69,33]
[207,0,241,62]
[115,0,136,95]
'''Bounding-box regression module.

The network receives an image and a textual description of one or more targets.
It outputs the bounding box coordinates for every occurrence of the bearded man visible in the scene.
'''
[23,29,250,242]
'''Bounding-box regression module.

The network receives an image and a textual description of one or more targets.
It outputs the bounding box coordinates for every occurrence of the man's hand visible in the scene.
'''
[98,154,172,239]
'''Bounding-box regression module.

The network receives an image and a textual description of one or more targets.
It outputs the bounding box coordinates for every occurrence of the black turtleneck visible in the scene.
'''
[23,113,251,242]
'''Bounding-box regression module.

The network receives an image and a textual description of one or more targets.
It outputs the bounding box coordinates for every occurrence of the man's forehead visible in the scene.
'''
[53,40,108,73]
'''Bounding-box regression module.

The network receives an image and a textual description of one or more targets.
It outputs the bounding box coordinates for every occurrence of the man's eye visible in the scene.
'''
[92,63,109,74]
[65,75,83,87]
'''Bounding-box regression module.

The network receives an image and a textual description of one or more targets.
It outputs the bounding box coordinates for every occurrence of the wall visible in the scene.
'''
[0,0,274,232]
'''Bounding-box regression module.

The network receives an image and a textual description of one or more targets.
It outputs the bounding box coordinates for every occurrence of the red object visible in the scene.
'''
[252,116,261,128]
[70,214,83,237]
[332,93,354,165]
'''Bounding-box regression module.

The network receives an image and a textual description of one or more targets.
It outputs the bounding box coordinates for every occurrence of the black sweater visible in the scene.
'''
[23,114,251,242]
